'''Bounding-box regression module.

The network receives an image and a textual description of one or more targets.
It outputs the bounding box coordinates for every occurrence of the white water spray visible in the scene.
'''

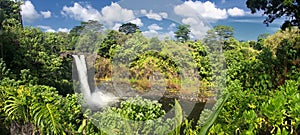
[73,55,118,108]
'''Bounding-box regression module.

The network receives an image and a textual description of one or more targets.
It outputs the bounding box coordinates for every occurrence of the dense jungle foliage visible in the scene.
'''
[1,0,300,135]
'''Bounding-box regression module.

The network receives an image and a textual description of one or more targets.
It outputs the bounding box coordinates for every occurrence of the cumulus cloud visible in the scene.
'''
[142,30,174,40]
[142,30,159,38]
[40,11,52,18]
[173,1,228,39]
[21,1,41,23]
[181,17,210,39]
[148,24,163,31]
[140,9,147,15]
[228,7,245,16]
[168,23,176,30]
[129,18,143,27]
[101,2,135,25]
[20,1,52,22]
[140,9,168,21]
[112,23,122,30]
[182,17,198,25]
[46,29,56,33]
[174,1,227,22]
[62,2,135,26]
[57,28,70,33]
[144,24,163,38]
[37,25,70,33]
[61,3,101,22]
[159,12,168,18]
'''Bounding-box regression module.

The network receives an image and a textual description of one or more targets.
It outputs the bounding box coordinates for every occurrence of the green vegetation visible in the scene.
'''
[246,0,300,29]
[1,0,300,134]
[175,24,191,42]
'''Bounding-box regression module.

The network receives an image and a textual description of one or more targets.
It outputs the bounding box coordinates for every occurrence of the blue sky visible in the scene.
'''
[20,0,283,41]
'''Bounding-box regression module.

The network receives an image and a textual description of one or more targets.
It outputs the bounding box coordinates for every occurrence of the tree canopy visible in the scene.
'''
[246,0,300,29]
[175,24,191,42]
[213,25,234,39]
[118,22,140,35]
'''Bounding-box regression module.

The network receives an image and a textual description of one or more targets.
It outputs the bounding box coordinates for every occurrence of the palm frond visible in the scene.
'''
[32,101,64,135]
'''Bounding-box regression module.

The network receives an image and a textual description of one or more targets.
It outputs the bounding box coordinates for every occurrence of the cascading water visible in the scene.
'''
[73,55,118,109]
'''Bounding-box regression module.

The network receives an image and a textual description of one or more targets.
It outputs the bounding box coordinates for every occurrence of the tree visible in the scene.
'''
[71,20,103,53]
[68,20,103,50]
[0,0,22,27]
[99,30,126,58]
[246,0,300,29]
[204,25,235,50]
[257,33,271,41]
[0,0,22,65]
[174,24,191,42]
[118,22,139,35]
[213,25,234,39]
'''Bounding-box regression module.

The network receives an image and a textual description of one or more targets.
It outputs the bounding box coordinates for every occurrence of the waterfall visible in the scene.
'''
[73,55,91,98]
[73,55,118,109]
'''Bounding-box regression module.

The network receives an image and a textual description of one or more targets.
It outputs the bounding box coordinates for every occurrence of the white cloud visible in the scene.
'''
[168,23,176,30]
[159,12,168,18]
[21,1,40,23]
[221,0,226,4]
[140,9,168,21]
[140,9,147,14]
[37,25,51,30]
[129,18,143,27]
[62,2,135,26]
[142,30,174,40]
[37,25,70,33]
[173,1,228,39]
[174,1,227,22]
[182,17,198,25]
[142,30,158,38]
[181,17,210,39]
[112,23,122,30]
[57,28,70,33]
[148,24,162,31]
[61,3,101,22]
[101,2,135,25]
[46,29,56,33]
[228,7,245,16]
[40,11,51,18]
[232,19,263,23]
[145,11,162,21]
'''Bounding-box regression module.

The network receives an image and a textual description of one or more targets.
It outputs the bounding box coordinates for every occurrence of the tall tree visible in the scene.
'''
[0,0,22,61]
[0,0,22,27]
[69,20,103,51]
[246,0,300,29]
[99,30,126,58]
[174,24,191,42]
[118,22,139,35]
[204,25,234,50]
[213,25,234,40]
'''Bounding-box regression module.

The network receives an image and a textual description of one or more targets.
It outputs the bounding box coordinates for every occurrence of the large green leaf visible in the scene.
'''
[199,93,231,135]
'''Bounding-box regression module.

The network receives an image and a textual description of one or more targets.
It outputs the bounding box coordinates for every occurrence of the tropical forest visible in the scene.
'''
[1,0,300,135]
